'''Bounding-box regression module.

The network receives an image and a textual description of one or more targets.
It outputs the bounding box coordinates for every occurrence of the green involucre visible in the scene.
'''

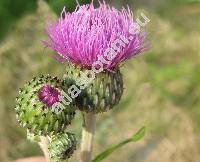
[63,63,124,113]
[48,132,77,162]
[15,75,75,135]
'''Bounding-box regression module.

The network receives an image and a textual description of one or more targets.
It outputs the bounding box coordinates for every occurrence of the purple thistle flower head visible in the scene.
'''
[44,1,148,70]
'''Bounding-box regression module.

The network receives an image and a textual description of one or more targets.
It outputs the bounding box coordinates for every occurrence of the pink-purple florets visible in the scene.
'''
[38,85,60,107]
[44,1,148,70]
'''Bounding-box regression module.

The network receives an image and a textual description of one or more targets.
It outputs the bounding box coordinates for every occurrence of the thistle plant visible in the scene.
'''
[15,1,149,162]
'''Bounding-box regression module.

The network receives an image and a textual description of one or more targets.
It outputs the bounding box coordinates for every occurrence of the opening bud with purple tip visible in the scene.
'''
[15,75,76,135]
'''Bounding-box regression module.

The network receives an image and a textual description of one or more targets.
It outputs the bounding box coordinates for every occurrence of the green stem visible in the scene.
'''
[80,112,96,162]
[38,136,51,162]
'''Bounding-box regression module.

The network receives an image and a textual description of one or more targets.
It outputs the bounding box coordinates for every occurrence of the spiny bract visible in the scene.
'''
[48,132,77,162]
[63,63,123,113]
[15,75,76,135]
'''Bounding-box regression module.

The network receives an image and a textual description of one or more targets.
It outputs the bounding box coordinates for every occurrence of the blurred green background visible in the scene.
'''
[0,0,199,162]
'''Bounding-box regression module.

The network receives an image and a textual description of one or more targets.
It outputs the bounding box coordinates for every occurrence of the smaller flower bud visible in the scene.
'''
[48,132,77,162]
[15,75,76,135]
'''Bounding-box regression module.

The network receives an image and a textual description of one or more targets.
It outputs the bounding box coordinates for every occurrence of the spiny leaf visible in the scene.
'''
[92,126,146,162]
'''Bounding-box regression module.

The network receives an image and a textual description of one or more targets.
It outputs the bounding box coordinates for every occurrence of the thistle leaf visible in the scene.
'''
[92,126,146,162]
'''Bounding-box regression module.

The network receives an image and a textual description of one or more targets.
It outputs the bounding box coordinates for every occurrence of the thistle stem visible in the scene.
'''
[81,112,96,162]
[38,136,51,162]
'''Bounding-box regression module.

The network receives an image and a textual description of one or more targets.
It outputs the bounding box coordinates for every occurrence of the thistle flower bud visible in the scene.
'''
[48,132,77,162]
[15,75,75,135]
[63,64,123,113]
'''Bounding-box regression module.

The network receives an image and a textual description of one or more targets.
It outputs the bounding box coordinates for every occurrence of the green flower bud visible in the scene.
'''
[15,75,76,135]
[48,132,77,162]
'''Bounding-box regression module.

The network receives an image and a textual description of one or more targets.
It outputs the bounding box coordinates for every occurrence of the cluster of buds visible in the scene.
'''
[15,75,77,161]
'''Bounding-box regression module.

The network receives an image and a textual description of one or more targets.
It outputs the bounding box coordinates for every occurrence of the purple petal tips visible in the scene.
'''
[44,1,148,70]
[38,85,60,107]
